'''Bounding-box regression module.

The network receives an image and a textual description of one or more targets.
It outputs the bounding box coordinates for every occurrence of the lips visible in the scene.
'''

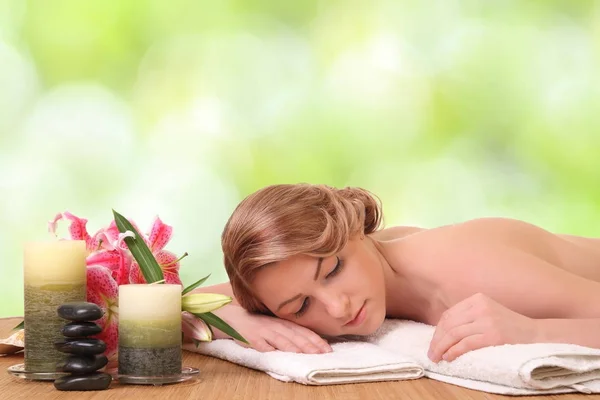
[344,302,366,327]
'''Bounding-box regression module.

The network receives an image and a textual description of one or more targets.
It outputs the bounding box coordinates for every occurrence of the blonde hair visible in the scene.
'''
[221,183,383,314]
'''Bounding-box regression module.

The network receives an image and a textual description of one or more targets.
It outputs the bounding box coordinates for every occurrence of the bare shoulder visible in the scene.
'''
[380,216,573,263]
[374,217,534,240]
[423,217,557,245]
[454,217,547,232]
[436,217,544,233]
[389,217,562,267]
[397,216,600,282]
[370,225,427,241]
[373,218,539,261]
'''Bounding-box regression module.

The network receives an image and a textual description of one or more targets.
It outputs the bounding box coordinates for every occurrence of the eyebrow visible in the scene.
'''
[277,294,302,312]
[313,257,324,280]
[276,257,324,312]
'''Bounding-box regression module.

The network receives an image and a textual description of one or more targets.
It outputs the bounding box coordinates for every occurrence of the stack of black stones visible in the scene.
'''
[53,302,112,391]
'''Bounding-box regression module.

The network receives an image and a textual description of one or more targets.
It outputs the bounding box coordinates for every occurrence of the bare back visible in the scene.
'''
[373,218,600,324]
[451,218,600,282]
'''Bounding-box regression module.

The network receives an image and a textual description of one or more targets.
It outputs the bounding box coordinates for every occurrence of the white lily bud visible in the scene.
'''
[181,293,232,314]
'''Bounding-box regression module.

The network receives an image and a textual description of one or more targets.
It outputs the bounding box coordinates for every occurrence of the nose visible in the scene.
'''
[321,290,351,320]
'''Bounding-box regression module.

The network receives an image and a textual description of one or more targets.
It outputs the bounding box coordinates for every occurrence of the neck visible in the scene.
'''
[370,237,436,323]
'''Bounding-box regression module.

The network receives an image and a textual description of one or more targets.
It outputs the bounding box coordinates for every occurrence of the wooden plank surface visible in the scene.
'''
[0,317,597,399]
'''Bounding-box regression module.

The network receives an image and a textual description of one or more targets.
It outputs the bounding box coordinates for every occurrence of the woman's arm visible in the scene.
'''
[534,318,600,348]
[427,293,600,362]
[427,241,600,362]
[370,226,426,241]
[440,242,600,319]
[189,280,332,353]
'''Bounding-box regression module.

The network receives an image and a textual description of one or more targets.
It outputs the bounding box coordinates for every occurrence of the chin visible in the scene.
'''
[353,301,386,336]
[365,306,386,334]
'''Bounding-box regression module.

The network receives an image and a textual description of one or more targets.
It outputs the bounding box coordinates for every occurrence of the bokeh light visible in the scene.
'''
[1,1,599,316]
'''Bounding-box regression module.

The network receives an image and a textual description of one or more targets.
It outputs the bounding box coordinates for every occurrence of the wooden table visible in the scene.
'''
[1,318,598,400]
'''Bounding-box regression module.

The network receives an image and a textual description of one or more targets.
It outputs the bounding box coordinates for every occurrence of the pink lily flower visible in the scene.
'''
[50,213,134,287]
[86,221,134,286]
[129,216,184,285]
[47,211,189,360]
[48,212,128,358]
[87,266,119,359]
[86,249,132,286]
[182,311,212,342]
[49,212,97,250]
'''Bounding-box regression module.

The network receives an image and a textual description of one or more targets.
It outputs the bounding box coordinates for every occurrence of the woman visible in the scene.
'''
[197,183,600,363]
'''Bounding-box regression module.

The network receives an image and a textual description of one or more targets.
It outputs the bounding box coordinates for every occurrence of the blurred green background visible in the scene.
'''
[1,0,599,317]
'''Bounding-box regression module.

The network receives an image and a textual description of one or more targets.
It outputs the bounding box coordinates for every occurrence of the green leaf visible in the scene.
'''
[205,323,215,339]
[182,274,211,296]
[12,320,23,331]
[194,312,249,344]
[113,209,164,283]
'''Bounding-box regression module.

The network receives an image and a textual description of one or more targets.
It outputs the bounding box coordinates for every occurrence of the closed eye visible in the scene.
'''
[294,257,343,318]
[294,297,310,318]
[325,256,344,279]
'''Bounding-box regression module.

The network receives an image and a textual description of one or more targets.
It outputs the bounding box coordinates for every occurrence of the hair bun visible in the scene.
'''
[337,186,383,234]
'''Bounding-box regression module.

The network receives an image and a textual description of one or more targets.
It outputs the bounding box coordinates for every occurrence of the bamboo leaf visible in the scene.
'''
[194,312,248,344]
[12,321,23,331]
[182,274,211,295]
[112,210,164,283]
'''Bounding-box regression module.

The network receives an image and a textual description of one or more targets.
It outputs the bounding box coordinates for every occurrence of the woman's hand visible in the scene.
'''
[212,305,332,354]
[427,293,536,363]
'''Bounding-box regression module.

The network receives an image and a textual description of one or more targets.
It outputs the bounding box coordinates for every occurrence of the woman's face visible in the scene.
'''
[252,237,387,337]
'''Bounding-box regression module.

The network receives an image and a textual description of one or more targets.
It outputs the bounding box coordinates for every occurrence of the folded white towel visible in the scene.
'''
[185,319,600,395]
[183,339,423,385]
[368,320,600,395]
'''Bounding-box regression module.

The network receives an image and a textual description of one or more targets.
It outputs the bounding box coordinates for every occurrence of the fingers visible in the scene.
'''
[284,334,321,354]
[251,340,276,352]
[428,323,477,362]
[428,294,506,363]
[250,325,332,354]
[306,335,332,353]
[430,294,486,355]
[437,296,477,327]
[430,306,475,356]
[242,316,333,354]
[265,331,303,353]
[288,324,332,353]
[442,334,486,362]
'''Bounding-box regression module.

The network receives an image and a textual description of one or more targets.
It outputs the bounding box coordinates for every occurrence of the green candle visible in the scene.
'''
[23,240,87,373]
[118,284,182,377]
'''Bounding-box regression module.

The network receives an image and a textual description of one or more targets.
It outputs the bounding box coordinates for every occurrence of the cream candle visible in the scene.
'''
[23,240,87,373]
[118,284,182,377]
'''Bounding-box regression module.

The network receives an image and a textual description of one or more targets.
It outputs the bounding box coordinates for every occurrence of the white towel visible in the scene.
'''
[183,339,423,385]
[368,320,600,395]
[185,319,600,395]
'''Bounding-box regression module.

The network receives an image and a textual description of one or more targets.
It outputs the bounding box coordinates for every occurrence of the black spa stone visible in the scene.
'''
[57,354,109,374]
[61,322,102,338]
[54,372,112,391]
[57,302,103,322]
[54,338,106,355]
